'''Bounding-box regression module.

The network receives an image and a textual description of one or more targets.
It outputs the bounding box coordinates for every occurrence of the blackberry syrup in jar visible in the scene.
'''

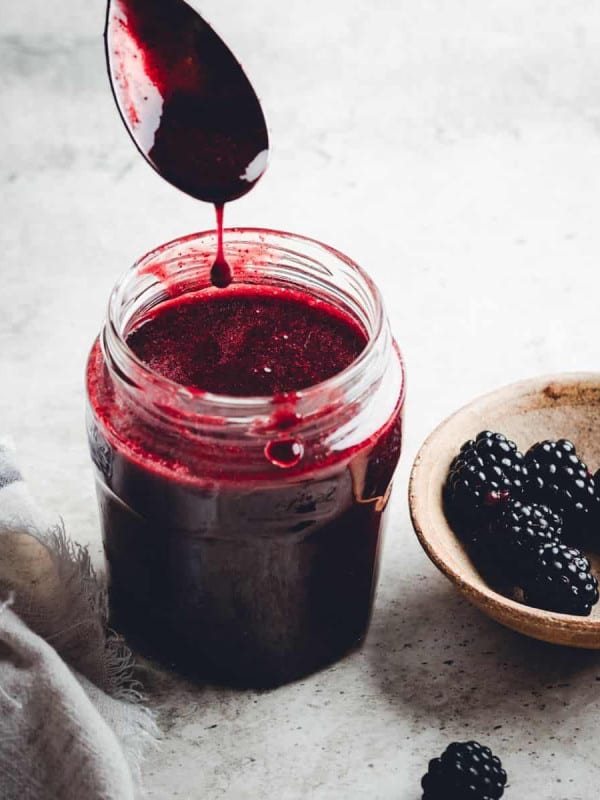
[86,229,405,686]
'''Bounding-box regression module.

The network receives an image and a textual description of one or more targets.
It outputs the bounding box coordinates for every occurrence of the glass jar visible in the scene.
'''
[86,229,405,687]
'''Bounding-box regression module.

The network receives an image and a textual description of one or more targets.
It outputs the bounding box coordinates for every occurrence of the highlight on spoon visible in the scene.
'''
[104,0,269,204]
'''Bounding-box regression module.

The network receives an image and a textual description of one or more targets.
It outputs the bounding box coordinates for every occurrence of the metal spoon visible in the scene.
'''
[105,0,269,205]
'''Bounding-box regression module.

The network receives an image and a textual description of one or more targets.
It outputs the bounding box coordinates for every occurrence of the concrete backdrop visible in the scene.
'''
[2,1,600,797]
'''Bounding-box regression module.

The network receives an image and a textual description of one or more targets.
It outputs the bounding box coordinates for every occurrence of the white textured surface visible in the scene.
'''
[2,1,600,797]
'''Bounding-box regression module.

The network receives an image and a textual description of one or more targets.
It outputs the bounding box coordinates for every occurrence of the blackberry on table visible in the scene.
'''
[444,431,527,536]
[521,542,599,616]
[421,740,507,800]
[490,499,562,579]
[524,439,596,539]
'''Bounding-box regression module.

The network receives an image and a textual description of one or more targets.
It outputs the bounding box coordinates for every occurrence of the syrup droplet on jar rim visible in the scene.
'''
[265,438,304,469]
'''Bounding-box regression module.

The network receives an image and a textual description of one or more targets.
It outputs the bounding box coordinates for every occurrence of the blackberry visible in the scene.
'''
[525,439,596,539]
[421,741,507,800]
[593,468,600,525]
[444,431,527,536]
[522,542,599,616]
[490,500,562,579]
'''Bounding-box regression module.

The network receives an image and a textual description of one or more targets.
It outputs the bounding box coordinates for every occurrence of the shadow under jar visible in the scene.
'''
[86,229,405,687]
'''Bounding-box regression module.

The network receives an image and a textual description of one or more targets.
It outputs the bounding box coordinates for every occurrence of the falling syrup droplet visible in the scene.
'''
[265,438,304,469]
[210,203,232,288]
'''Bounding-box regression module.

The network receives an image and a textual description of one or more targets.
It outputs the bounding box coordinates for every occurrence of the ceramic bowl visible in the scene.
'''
[409,372,600,648]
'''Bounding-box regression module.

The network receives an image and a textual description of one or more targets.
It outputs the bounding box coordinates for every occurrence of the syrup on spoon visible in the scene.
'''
[105,0,269,286]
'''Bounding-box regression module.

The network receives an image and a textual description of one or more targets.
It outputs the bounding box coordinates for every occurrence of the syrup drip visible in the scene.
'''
[210,204,232,288]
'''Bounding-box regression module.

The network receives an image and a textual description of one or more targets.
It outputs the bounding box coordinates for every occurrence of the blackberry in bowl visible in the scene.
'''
[525,439,597,541]
[443,431,527,537]
[409,373,600,648]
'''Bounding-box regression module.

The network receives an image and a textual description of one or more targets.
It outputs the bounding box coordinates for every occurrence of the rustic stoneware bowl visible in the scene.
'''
[409,372,600,648]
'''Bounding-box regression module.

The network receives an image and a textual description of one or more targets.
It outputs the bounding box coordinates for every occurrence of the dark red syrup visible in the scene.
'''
[87,288,403,686]
[126,287,366,395]
[105,0,269,286]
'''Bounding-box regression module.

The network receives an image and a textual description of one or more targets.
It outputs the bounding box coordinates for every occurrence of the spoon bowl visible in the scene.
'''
[105,0,269,204]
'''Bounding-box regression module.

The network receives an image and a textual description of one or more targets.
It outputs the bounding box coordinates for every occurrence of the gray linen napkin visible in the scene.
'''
[0,439,158,800]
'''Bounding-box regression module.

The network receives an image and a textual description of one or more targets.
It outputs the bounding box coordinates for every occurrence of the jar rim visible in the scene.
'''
[104,227,404,424]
